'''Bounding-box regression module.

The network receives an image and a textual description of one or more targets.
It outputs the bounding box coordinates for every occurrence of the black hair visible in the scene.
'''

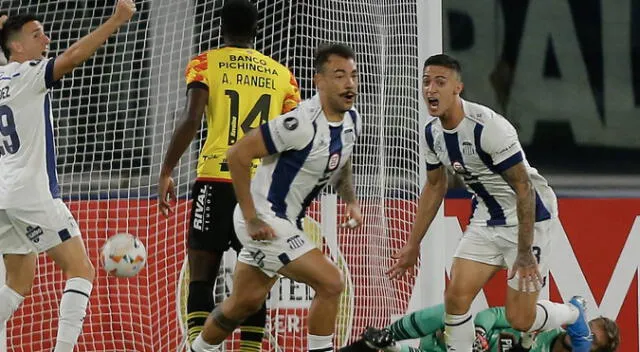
[221,0,258,43]
[0,13,41,59]
[424,53,462,78]
[314,43,355,73]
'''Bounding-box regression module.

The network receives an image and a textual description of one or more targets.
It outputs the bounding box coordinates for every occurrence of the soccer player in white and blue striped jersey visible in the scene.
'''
[190,43,361,352]
[387,54,592,352]
[0,2,136,351]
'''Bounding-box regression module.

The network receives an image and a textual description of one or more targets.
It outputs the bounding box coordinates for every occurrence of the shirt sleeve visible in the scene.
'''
[21,58,58,92]
[347,108,362,137]
[282,70,301,113]
[424,121,442,170]
[260,113,314,154]
[184,52,209,91]
[480,116,524,173]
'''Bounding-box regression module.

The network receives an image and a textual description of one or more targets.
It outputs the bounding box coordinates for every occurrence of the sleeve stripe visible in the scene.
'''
[494,151,524,173]
[424,122,436,153]
[347,110,358,136]
[426,162,442,171]
[260,124,278,154]
[45,58,57,89]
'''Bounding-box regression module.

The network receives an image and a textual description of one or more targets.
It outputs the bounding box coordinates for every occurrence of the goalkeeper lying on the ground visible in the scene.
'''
[340,299,619,352]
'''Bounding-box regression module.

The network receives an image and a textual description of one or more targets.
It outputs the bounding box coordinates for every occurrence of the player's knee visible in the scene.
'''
[234,289,269,316]
[6,280,33,297]
[314,271,344,298]
[65,258,96,282]
[444,288,473,314]
[188,249,223,282]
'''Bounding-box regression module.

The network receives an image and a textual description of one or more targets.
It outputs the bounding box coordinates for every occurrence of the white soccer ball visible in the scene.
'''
[100,233,147,278]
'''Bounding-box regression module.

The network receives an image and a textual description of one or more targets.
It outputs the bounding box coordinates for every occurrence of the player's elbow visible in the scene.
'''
[513,179,534,198]
[226,145,251,169]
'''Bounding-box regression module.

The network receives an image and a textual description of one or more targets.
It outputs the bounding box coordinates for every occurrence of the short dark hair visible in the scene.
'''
[594,316,620,352]
[221,0,258,42]
[0,13,41,59]
[314,43,355,73]
[424,54,462,78]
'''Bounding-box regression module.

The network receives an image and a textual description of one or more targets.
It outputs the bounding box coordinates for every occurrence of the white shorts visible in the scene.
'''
[0,199,81,255]
[233,206,317,277]
[454,217,557,292]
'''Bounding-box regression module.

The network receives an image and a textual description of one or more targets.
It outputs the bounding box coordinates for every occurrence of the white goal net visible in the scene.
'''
[1,0,430,351]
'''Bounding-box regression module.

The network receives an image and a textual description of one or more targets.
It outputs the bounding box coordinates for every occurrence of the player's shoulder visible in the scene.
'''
[463,99,515,132]
[462,99,500,125]
[424,116,441,133]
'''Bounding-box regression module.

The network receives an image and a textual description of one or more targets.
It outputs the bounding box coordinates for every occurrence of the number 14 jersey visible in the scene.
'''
[184,46,301,182]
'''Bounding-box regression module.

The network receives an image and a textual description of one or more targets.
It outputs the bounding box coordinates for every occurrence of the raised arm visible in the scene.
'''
[52,0,136,81]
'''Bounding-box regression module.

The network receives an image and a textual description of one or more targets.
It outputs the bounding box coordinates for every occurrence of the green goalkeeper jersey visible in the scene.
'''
[389,305,564,352]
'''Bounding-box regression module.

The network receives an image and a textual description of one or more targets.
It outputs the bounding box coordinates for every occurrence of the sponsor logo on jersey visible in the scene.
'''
[286,235,305,250]
[283,116,298,130]
[328,153,341,171]
[26,225,44,243]
[452,161,466,173]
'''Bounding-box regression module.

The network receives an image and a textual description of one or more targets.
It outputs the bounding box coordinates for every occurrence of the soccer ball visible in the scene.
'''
[100,233,147,278]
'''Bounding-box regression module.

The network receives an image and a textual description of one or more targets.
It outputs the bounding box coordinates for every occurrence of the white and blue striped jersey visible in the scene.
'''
[424,99,557,226]
[0,58,60,209]
[253,94,361,228]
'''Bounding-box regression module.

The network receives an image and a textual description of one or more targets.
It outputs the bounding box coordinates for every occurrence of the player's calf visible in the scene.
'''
[46,237,96,352]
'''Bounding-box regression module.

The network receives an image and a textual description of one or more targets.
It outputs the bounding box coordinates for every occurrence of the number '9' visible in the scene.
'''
[0,105,20,156]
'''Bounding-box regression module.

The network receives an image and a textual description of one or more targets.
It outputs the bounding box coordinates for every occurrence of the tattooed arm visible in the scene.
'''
[335,158,356,204]
[502,162,542,291]
[335,158,361,228]
[501,162,535,253]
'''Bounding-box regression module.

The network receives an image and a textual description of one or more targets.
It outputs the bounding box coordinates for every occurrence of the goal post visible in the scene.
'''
[2,1,441,351]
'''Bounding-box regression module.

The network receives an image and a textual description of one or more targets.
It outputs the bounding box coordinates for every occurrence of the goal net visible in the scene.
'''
[2,0,427,351]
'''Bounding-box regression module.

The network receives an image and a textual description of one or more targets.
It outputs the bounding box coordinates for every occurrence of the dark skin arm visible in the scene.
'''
[158,87,208,217]
[502,161,542,292]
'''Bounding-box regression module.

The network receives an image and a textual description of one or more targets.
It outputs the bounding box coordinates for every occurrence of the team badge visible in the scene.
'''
[462,141,475,155]
[452,161,466,173]
[283,116,298,130]
[328,153,341,170]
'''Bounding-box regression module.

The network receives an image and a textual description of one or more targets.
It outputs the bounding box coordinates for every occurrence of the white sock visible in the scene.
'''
[527,300,579,332]
[54,278,93,352]
[308,333,333,352]
[0,285,24,325]
[444,312,475,351]
[191,334,221,352]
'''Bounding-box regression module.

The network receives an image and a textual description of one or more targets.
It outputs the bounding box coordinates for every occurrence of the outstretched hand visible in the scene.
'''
[509,250,543,292]
[386,243,419,280]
